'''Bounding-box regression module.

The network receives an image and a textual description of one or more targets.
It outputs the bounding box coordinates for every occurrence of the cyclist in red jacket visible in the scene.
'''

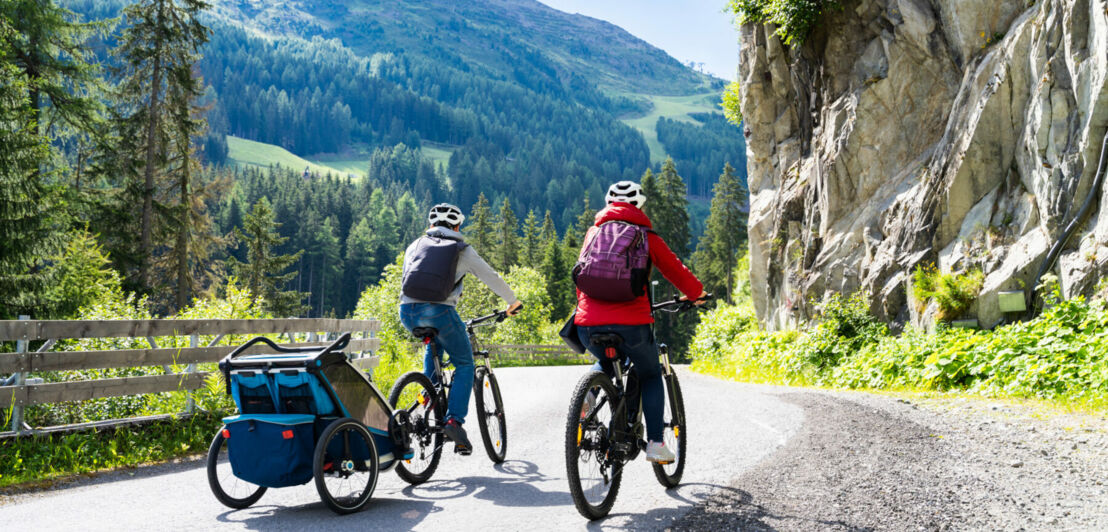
[574,181,706,463]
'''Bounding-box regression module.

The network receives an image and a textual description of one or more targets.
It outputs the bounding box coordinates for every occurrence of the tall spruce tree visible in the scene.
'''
[540,210,557,243]
[114,0,211,290]
[520,209,542,267]
[494,198,519,270]
[693,163,747,303]
[541,237,573,320]
[0,4,104,317]
[230,198,304,316]
[642,159,696,355]
[467,192,495,257]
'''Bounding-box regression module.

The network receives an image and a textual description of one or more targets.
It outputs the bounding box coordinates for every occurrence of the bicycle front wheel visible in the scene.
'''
[474,367,507,463]
[565,370,622,520]
[652,370,687,487]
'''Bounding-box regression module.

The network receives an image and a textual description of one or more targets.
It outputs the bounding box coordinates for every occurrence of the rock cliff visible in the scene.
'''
[738,0,1108,329]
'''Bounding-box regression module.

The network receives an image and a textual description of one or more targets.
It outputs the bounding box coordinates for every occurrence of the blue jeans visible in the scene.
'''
[399,303,474,425]
[577,324,664,442]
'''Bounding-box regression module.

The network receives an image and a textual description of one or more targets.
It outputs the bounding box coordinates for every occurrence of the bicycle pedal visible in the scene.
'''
[454,444,472,456]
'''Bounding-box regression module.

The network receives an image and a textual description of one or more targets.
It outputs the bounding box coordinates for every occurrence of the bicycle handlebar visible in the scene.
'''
[651,293,714,313]
[466,303,525,327]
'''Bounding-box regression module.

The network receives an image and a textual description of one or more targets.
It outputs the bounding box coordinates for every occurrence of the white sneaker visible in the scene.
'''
[646,441,675,464]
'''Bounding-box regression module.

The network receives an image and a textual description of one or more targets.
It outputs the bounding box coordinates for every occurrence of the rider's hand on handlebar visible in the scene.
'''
[679,291,710,306]
[506,300,523,316]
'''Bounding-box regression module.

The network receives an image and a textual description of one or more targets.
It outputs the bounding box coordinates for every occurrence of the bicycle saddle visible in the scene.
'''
[412,327,438,343]
[588,333,623,348]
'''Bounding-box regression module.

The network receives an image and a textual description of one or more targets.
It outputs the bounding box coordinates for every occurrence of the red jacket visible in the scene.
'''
[574,203,704,326]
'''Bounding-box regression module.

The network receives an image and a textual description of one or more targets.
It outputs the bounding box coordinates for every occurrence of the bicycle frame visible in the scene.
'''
[423,310,507,396]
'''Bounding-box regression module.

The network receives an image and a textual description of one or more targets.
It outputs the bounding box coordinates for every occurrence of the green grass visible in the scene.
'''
[420,142,455,169]
[618,92,722,163]
[0,412,223,489]
[226,135,349,177]
[304,156,369,177]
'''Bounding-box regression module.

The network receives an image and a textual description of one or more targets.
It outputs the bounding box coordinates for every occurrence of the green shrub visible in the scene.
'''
[690,280,1108,409]
[911,264,984,321]
[728,0,842,46]
[795,292,886,374]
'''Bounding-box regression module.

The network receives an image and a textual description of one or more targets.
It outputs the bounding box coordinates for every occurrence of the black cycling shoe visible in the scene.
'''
[443,419,473,455]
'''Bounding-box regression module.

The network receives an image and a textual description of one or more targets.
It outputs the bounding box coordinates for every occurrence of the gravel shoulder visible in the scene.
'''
[674,388,1108,531]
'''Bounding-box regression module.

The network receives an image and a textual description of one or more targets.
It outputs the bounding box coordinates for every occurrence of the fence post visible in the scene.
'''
[185,334,198,414]
[10,315,29,433]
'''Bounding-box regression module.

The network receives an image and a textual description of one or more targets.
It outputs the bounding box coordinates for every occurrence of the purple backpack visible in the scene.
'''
[572,221,651,301]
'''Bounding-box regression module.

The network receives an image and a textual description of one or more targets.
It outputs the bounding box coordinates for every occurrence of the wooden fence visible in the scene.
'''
[0,318,591,437]
[0,317,381,436]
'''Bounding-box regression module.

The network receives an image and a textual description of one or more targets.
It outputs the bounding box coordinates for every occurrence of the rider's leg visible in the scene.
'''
[615,325,664,443]
[399,302,449,385]
[432,307,474,424]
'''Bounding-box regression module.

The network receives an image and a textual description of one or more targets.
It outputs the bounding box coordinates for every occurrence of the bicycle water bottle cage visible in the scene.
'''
[412,327,438,344]
[589,333,623,359]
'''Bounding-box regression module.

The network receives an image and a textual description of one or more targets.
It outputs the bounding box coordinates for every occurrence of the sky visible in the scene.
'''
[537,0,740,80]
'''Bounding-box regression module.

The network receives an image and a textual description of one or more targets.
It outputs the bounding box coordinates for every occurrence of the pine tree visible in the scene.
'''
[541,238,574,320]
[648,158,691,259]
[164,62,222,311]
[540,210,557,243]
[0,21,52,317]
[693,163,747,303]
[0,4,103,317]
[494,198,519,270]
[229,198,304,316]
[520,209,542,267]
[642,159,696,354]
[114,0,212,290]
[467,192,495,257]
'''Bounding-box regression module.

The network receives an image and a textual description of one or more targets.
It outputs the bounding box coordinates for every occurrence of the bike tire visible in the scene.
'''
[388,371,444,485]
[565,370,622,520]
[313,417,379,514]
[652,370,687,488]
[206,427,267,509]
[474,367,507,463]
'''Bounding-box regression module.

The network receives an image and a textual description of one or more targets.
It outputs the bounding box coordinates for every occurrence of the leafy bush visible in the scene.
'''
[691,286,1108,409]
[912,264,984,321]
[728,0,842,46]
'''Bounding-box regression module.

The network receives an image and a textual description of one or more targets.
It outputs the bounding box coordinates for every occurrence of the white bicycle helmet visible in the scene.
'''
[428,203,465,227]
[606,181,646,208]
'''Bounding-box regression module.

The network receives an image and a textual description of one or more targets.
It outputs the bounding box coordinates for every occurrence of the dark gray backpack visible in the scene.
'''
[402,235,468,301]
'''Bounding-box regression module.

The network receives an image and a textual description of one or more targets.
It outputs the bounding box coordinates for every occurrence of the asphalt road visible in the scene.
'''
[0,366,803,531]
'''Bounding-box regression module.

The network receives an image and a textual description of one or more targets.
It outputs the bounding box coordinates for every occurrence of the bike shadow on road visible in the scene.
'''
[639,484,872,532]
[214,497,441,530]
[399,459,573,508]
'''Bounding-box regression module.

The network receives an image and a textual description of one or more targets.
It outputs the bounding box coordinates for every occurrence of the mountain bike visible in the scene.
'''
[387,306,518,484]
[564,294,712,520]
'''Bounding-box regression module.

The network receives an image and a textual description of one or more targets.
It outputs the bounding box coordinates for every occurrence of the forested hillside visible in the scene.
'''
[68,0,745,228]
[3,0,748,352]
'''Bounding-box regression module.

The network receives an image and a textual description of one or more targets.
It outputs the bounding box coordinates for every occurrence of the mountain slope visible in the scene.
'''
[207,0,709,96]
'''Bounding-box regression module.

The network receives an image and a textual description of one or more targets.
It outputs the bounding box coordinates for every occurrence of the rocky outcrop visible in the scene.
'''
[739,0,1108,330]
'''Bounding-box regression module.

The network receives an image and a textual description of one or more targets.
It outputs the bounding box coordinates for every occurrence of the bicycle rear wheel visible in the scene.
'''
[388,371,444,485]
[474,367,507,463]
[652,371,687,487]
[565,370,622,520]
